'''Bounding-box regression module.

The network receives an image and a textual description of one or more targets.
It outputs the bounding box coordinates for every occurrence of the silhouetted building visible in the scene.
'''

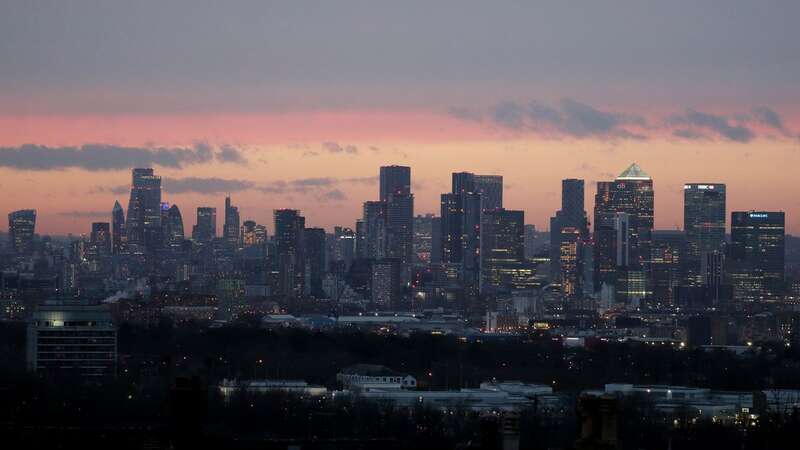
[363,201,387,260]
[684,183,726,285]
[594,163,654,299]
[242,220,267,248]
[729,211,785,301]
[550,178,589,286]
[372,258,402,308]
[125,168,162,253]
[112,200,125,254]
[223,195,240,248]
[192,207,217,243]
[274,209,305,298]
[90,222,111,257]
[303,227,327,297]
[163,204,184,249]
[413,214,435,265]
[379,165,411,202]
[651,231,685,305]
[8,209,36,256]
[480,209,526,294]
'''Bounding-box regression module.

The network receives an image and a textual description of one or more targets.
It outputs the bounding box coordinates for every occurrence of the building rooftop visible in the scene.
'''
[616,163,651,181]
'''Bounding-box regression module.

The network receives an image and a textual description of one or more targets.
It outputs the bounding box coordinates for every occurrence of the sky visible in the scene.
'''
[1,1,799,235]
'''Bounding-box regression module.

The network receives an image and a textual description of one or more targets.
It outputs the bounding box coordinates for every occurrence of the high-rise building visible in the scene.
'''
[729,211,785,301]
[8,209,36,256]
[650,231,685,305]
[684,184,726,285]
[192,207,217,243]
[558,227,584,299]
[241,220,267,248]
[274,209,305,298]
[371,258,402,308]
[550,179,589,282]
[479,209,526,294]
[452,172,503,211]
[223,195,241,247]
[379,165,411,202]
[413,214,435,265]
[125,168,162,253]
[112,201,125,254]
[162,204,185,249]
[524,224,537,260]
[385,191,414,274]
[593,163,654,297]
[332,226,356,270]
[90,222,111,257]
[303,227,327,297]
[363,201,387,259]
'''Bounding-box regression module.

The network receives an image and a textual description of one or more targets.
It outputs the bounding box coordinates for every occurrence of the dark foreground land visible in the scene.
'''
[2,321,800,449]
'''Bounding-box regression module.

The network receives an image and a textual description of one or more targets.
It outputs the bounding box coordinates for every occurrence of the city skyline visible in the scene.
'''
[1,2,800,235]
[2,161,795,238]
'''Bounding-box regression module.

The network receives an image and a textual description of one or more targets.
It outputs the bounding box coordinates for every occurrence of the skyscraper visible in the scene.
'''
[241,220,267,248]
[385,191,414,274]
[8,209,36,256]
[452,172,503,211]
[683,183,726,286]
[593,163,654,299]
[192,207,217,243]
[274,209,305,298]
[479,209,525,294]
[223,195,241,248]
[363,201,387,260]
[379,165,411,202]
[112,201,125,254]
[125,168,162,253]
[90,222,111,257]
[162,204,185,249]
[413,214,435,264]
[303,227,327,297]
[729,211,785,301]
[550,179,589,282]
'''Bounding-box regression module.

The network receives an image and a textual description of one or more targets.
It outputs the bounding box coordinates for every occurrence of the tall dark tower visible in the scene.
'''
[550,178,589,283]
[112,201,125,254]
[125,168,162,253]
[223,195,240,247]
[593,163,654,302]
[480,209,525,294]
[8,209,36,256]
[683,183,726,286]
[730,211,785,301]
[379,165,411,202]
[163,204,184,249]
[192,207,217,243]
[274,209,306,298]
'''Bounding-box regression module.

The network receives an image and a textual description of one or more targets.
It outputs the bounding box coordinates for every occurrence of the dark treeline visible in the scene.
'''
[3,321,800,449]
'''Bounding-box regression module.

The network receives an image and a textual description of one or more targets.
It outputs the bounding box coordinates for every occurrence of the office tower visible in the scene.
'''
[125,168,162,253]
[729,211,785,301]
[385,191,414,273]
[683,184,726,285]
[479,209,525,294]
[550,179,589,282]
[111,201,125,254]
[90,222,111,256]
[274,209,305,298]
[303,227,327,297]
[333,226,356,270]
[413,214,435,264]
[162,204,185,249]
[440,193,462,265]
[702,250,725,306]
[27,303,117,376]
[558,227,584,299]
[363,201,387,259]
[223,195,241,247]
[650,231,685,305]
[379,165,411,201]
[216,278,245,320]
[355,219,366,259]
[430,217,442,264]
[522,224,536,260]
[8,209,36,256]
[192,207,217,243]
[371,258,402,308]
[452,172,504,211]
[241,220,267,248]
[593,163,654,295]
